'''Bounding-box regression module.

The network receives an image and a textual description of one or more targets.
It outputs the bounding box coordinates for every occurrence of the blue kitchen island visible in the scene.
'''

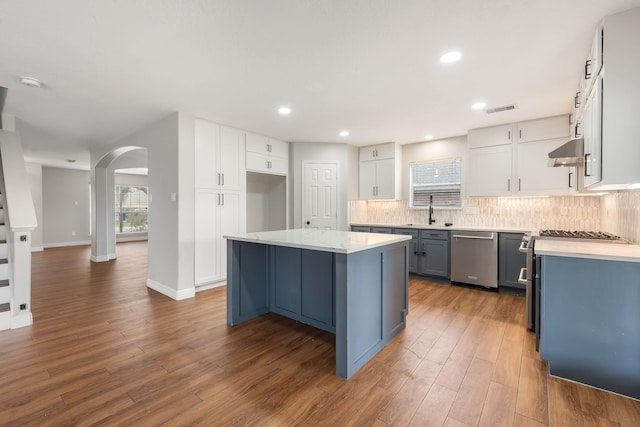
[224,228,411,378]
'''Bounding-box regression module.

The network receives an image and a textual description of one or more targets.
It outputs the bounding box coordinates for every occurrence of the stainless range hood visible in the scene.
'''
[548,138,584,167]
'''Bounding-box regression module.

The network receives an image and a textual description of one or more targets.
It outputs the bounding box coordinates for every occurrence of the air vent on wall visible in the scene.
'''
[485,104,516,114]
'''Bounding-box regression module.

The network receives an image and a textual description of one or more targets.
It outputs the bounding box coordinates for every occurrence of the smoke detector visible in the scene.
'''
[20,76,42,88]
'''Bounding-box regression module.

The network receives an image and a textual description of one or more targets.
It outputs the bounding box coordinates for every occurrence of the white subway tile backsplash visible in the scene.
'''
[351,191,640,244]
[350,196,602,232]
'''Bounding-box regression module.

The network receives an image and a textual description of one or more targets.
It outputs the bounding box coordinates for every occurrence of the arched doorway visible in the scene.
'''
[91,146,148,262]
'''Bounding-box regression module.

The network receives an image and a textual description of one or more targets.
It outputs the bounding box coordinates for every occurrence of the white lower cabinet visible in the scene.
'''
[194,189,242,286]
[467,145,513,197]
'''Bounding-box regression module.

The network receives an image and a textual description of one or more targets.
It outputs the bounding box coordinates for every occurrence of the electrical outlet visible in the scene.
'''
[71,231,76,236]
[19,303,26,310]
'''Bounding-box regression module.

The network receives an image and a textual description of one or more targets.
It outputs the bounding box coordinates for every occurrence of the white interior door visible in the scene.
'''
[303,162,338,230]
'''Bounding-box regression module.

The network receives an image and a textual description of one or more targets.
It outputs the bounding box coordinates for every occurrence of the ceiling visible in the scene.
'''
[2,0,640,171]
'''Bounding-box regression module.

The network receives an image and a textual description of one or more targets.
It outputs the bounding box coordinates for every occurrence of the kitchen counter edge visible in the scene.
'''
[350,223,532,234]
[535,239,640,263]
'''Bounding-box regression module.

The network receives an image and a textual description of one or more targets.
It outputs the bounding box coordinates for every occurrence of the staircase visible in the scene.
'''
[0,194,10,330]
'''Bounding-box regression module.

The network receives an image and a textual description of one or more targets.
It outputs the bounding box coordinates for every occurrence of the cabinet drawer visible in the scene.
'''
[371,227,393,234]
[246,152,288,175]
[268,139,289,159]
[246,132,269,153]
[392,229,419,239]
[420,230,449,240]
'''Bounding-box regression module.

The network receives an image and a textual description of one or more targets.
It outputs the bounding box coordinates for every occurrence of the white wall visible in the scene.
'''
[290,142,358,230]
[246,172,286,232]
[42,167,91,247]
[25,162,43,251]
[115,172,148,187]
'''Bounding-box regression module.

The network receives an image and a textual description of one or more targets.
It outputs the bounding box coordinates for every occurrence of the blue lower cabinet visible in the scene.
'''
[393,229,419,273]
[351,226,371,232]
[418,230,450,278]
[371,227,392,234]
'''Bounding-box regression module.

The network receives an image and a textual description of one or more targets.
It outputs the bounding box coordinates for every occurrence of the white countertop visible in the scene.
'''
[351,223,532,234]
[224,228,411,254]
[535,240,640,263]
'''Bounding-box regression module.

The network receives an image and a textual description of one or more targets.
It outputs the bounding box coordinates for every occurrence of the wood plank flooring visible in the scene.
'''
[0,241,638,426]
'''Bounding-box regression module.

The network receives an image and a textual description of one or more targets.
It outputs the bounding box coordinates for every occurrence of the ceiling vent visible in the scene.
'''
[485,104,516,114]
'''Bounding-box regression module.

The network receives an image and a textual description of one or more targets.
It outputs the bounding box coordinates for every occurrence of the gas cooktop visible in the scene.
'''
[539,229,623,241]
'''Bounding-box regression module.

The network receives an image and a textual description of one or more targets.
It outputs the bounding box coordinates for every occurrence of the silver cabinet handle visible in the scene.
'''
[518,267,528,285]
[518,240,528,253]
[221,173,225,186]
[453,233,495,240]
[507,179,511,191]
[217,193,221,205]
[518,178,521,191]
[221,193,225,206]
[217,173,221,186]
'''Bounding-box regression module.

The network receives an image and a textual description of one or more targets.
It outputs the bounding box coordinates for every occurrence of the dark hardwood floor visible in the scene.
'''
[0,241,638,426]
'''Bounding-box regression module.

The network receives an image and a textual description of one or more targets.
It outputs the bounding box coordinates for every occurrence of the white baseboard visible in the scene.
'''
[44,240,91,249]
[0,310,10,331]
[147,279,195,301]
[196,280,226,292]
[31,246,44,252]
[11,311,33,329]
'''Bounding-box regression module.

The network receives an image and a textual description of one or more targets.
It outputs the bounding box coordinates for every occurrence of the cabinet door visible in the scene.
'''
[359,161,377,199]
[516,139,573,195]
[268,139,289,159]
[268,155,289,175]
[516,116,569,143]
[375,142,395,160]
[393,229,419,273]
[419,239,450,278]
[218,126,243,190]
[219,191,241,280]
[246,151,269,173]
[246,132,269,154]
[371,227,392,233]
[467,145,513,196]
[351,226,371,232]
[583,77,602,187]
[468,124,513,148]
[194,120,219,188]
[359,145,379,162]
[194,189,220,285]
[375,158,396,199]
[498,233,526,289]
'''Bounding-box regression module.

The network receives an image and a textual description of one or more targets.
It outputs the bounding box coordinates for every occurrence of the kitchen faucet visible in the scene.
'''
[429,195,436,224]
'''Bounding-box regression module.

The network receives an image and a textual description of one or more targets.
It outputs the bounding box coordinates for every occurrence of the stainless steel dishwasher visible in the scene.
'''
[450,230,498,288]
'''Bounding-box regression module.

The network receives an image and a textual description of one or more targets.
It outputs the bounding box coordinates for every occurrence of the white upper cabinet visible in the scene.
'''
[516,116,569,143]
[516,139,576,195]
[359,142,396,161]
[246,132,289,175]
[466,115,574,197]
[359,142,401,199]
[195,120,244,189]
[467,124,513,149]
[467,145,513,197]
[585,7,640,190]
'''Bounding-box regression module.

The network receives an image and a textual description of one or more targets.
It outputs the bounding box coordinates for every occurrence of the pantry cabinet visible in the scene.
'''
[194,119,246,287]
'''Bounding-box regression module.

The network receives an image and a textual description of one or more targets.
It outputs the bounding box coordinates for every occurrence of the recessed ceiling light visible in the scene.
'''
[472,102,487,110]
[423,135,434,140]
[20,76,42,88]
[440,51,462,63]
[339,131,349,137]
[278,106,291,115]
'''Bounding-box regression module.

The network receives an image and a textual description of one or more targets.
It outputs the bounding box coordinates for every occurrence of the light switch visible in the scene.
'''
[170,192,177,202]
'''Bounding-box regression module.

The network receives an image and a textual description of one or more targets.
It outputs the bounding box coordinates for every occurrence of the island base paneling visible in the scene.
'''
[226,239,409,378]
